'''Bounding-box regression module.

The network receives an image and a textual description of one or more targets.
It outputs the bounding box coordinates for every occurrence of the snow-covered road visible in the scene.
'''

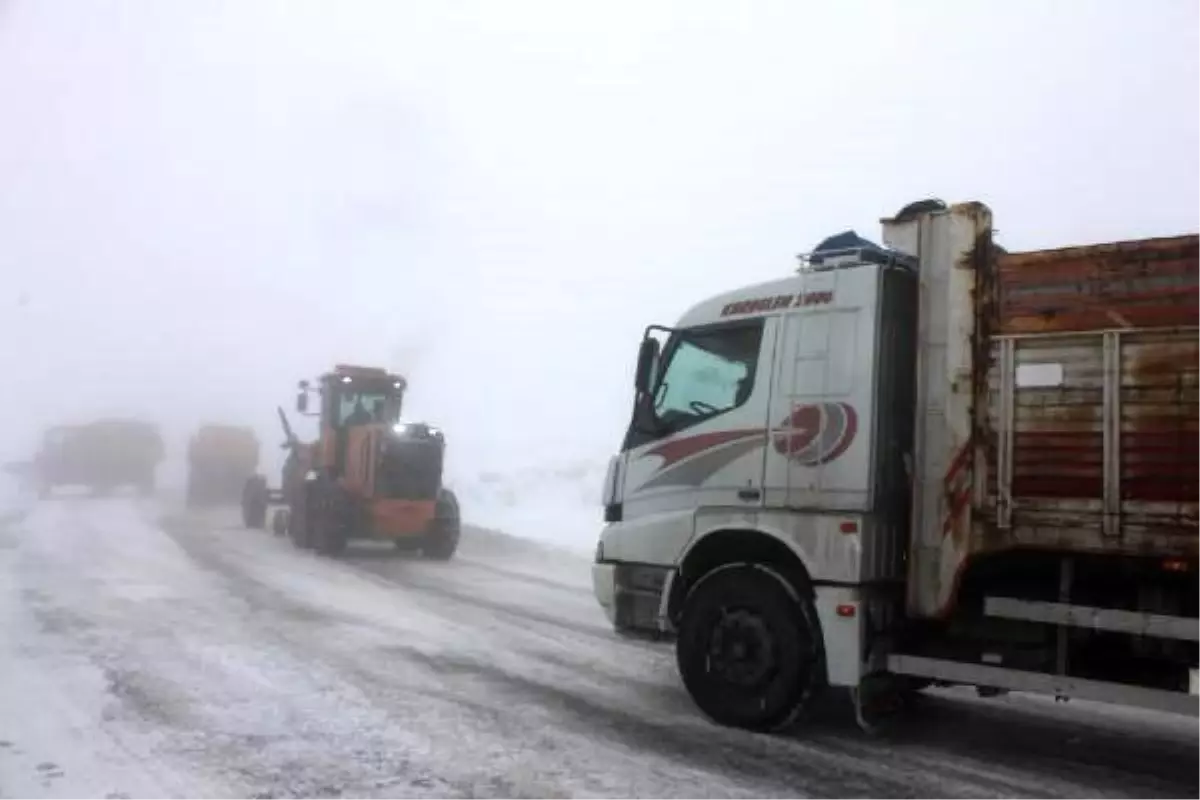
[1,497,1196,798]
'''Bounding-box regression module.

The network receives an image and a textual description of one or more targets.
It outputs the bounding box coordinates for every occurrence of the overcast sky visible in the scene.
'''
[1,0,1197,483]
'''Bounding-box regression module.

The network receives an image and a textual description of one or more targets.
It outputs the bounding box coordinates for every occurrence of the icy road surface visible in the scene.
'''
[1,498,1196,799]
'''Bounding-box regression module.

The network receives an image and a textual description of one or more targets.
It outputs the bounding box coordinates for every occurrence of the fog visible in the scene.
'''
[2,1,1197,543]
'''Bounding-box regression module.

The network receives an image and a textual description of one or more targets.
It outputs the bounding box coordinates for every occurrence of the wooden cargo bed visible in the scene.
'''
[983,235,1198,558]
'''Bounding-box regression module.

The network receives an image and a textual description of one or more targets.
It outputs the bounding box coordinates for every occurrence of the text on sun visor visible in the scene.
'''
[719,290,833,317]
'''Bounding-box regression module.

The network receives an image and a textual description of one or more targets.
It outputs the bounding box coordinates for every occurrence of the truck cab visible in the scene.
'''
[595,224,918,731]
[593,200,1198,732]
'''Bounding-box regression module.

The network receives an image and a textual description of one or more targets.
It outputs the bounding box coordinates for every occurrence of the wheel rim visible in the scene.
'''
[706,606,779,689]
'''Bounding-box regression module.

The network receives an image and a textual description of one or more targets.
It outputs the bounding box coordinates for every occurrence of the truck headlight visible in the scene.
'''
[392,422,442,439]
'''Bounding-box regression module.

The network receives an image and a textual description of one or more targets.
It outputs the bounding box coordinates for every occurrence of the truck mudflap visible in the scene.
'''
[812,584,867,688]
[888,654,1200,717]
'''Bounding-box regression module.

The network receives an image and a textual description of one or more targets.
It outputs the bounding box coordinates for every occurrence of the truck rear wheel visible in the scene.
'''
[422,489,460,561]
[676,563,823,732]
[241,476,269,529]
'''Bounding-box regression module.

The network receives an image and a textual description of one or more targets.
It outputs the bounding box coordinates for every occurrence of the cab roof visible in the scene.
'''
[326,364,404,383]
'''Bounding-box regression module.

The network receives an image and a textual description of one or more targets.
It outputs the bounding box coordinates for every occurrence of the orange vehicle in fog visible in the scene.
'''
[242,364,459,559]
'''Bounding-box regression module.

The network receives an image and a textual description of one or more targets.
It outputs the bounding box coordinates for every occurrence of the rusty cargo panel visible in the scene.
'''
[882,202,993,618]
[996,235,1199,334]
[1121,332,1199,507]
[984,234,1199,560]
[889,201,1198,620]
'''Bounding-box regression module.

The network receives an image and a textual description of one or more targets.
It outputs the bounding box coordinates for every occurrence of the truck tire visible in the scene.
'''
[309,479,348,557]
[422,489,460,561]
[271,507,289,537]
[675,563,824,732]
[241,476,268,529]
[289,497,313,549]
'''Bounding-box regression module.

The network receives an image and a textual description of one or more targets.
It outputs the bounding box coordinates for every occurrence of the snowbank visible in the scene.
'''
[449,460,606,554]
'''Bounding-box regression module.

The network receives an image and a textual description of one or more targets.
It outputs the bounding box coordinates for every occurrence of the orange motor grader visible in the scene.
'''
[241,364,460,559]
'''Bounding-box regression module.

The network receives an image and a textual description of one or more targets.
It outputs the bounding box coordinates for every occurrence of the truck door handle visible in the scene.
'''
[737,488,761,502]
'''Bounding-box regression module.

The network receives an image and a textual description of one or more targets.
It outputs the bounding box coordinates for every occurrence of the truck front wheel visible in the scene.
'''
[308,479,348,557]
[288,499,313,549]
[676,563,823,732]
[422,489,460,561]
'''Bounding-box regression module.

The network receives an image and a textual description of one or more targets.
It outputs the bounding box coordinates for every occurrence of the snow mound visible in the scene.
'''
[449,460,607,554]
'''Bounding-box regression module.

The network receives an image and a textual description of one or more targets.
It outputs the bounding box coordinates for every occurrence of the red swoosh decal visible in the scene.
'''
[645,429,765,469]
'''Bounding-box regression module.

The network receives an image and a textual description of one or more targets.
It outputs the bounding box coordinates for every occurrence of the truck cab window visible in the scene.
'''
[653,322,762,434]
[337,390,391,426]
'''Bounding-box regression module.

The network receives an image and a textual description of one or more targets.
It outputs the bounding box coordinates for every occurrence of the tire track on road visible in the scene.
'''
[156,510,1200,799]
[155,515,969,797]
[454,554,588,595]
[154,513,763,797]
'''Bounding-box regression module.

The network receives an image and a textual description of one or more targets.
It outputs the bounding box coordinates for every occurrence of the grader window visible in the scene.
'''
[336,388,399,426]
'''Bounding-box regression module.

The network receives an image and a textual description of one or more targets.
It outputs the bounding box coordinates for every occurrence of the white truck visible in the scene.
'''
[592,199,1198,732]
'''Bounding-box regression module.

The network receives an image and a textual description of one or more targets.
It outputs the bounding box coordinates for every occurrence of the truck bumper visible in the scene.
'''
[592,562,617,625]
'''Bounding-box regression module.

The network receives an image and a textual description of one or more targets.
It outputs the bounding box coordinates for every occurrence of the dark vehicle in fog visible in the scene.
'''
[186,424,260,508]
[31,419,163,497]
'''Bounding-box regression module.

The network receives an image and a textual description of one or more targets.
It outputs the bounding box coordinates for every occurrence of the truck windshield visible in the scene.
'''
[653,321,763,432]
[336,388,401,426]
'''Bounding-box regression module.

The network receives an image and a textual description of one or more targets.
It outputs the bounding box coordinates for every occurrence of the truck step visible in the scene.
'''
[888,654,1199,717]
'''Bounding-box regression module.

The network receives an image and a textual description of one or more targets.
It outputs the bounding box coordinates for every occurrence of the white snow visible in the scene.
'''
[1,498,1196,799]
[449,460,608,554]
[0,500,776,798]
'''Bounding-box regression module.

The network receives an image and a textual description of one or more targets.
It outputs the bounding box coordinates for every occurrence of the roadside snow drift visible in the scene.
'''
[450,460,606,554]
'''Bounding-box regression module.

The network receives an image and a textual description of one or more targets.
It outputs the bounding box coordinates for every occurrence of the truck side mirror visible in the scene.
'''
[296,392,308,413]
[634,337,660,395]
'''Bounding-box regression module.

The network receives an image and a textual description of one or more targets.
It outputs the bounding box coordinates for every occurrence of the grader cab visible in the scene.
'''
[241,364,460,559]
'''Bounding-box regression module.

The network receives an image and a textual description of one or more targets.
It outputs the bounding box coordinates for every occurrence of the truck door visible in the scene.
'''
[608,316,778,566]
[763,269,878,514]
